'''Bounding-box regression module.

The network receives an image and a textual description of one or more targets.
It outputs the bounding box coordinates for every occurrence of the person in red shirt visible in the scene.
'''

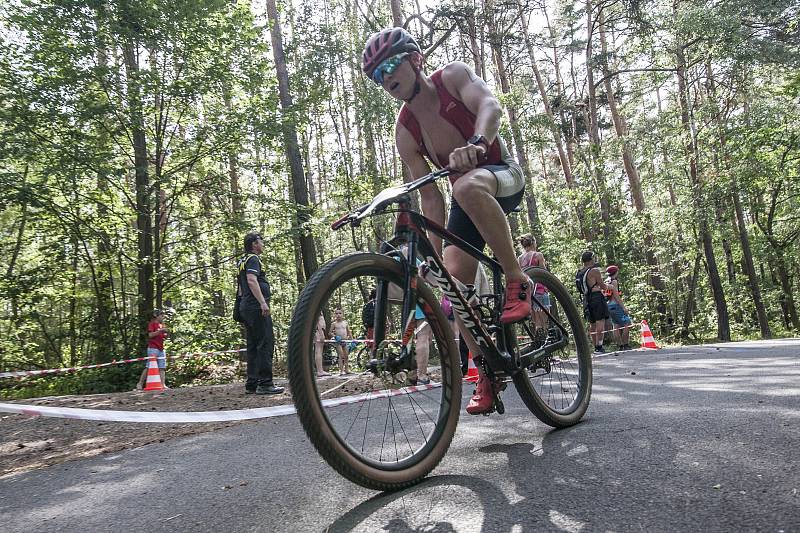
[136,309,169,390]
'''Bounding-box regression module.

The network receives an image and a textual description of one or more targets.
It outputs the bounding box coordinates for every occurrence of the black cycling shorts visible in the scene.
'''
[445,163,525,252]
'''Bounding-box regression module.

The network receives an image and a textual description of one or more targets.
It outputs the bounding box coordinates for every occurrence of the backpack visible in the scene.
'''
[233,254,257,323]
[575,267,592,302]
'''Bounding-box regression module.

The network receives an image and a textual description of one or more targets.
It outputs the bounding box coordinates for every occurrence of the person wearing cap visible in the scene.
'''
[605,265,632,350]
[238,232,284,395]
[136,309,169,390]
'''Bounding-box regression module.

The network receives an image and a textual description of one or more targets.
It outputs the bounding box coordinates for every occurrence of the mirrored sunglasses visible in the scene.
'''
[372,53,409,85]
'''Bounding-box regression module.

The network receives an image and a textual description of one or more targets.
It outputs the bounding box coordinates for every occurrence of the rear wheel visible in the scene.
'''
[510,267,592,427]
[288,252,462,491]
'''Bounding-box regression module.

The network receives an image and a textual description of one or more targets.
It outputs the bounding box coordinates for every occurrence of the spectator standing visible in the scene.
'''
[362,288,377,349]
[136,309,169,390]
[517,234,550,335]
[238,232,284,395]
[576,251,610,353]
[410,305,431,385]
[330,307,353,375]
[314,313,330,378]
[605,265,633,350]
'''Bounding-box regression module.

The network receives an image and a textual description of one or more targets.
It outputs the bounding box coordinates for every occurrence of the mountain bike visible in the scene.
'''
[287,168,592,491]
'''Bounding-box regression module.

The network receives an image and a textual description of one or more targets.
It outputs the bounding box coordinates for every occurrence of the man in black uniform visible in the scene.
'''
[238,232,284,395]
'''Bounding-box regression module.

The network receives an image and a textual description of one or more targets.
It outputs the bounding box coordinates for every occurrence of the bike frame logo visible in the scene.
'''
[424,256,490,349]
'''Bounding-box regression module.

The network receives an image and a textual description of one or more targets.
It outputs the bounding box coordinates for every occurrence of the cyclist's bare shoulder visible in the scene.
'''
[440,61,482,90]
[441,62,495,113]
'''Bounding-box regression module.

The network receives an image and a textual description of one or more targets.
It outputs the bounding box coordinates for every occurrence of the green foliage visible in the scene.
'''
[1,0,799,398]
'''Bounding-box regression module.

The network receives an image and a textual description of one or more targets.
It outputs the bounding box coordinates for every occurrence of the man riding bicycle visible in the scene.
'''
[362,27,531,415]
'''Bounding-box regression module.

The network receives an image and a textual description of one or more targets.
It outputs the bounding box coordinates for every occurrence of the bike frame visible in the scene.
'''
[371,195,567,377]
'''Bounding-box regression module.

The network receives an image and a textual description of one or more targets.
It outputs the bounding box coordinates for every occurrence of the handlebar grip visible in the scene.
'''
[331,214,351,230]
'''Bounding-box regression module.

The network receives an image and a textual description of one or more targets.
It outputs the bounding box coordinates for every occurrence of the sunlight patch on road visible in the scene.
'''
[565,444,588,457]
[549,509,586,532]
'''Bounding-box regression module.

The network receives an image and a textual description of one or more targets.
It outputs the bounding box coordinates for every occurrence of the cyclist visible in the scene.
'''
[363,27,530,414]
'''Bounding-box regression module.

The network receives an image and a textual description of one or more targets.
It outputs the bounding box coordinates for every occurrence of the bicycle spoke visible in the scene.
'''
[289,255,459,476]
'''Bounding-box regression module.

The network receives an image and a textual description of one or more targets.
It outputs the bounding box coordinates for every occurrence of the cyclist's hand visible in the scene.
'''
[260,301,270,316]
[449,144,486,173]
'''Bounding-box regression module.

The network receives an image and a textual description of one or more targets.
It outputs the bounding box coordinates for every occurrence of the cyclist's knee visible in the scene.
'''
[452,169,494,204]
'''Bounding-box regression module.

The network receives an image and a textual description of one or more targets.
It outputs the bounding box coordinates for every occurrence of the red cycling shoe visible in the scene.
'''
[500,279,531,324]
[466,376,494,415]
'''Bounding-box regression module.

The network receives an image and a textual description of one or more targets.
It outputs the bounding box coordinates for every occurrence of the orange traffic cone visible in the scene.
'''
[639,320,660,349]
[143,354,166,391]
[465,351,479,383]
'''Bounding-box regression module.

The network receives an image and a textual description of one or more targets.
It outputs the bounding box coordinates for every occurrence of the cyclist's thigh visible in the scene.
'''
[445,199,485,252]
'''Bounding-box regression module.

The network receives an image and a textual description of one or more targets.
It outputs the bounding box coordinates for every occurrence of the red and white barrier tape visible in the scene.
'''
[0,382,441,423]
[0,349,245,380]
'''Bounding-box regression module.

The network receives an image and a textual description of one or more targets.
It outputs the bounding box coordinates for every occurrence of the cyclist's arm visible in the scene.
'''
[396,124,445,255]
[442,62,502,148]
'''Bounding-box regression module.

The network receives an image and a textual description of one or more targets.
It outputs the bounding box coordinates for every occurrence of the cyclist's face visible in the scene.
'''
[379,56,416,99]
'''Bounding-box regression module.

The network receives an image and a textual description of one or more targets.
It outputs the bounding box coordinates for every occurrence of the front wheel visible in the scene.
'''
[510,267,592,427]
[288,252,462,491]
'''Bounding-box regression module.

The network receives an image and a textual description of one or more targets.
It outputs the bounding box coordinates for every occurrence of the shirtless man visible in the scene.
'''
[330,307,353,375]
[576,251,610,353]
[362,28,530,414]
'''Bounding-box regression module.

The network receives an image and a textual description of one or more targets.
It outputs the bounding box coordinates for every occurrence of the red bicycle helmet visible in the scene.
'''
[362,27,421,78]
[606,265,619,276]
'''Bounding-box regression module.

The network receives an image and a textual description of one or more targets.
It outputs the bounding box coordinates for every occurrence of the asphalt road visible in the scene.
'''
[2,339,798,532]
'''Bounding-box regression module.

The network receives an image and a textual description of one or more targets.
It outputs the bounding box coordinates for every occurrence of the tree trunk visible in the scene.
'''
[542,4,577,171]
[584,0,614,262]
[598,11,668,321]
[706,58,771,338]
[682,252,702,339]
[465,11,485,79]
[266,0,319,281]
[774,251,800,330]
[520,7,574,188]
[674,34,730,341]
[121,21,154,349]
[224,93,244,223]
[487,7,537,236]
[390,0,403,27]
[732,191,771,337]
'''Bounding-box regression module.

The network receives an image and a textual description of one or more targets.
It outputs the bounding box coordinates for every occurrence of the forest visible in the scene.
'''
[0,0,798,394]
